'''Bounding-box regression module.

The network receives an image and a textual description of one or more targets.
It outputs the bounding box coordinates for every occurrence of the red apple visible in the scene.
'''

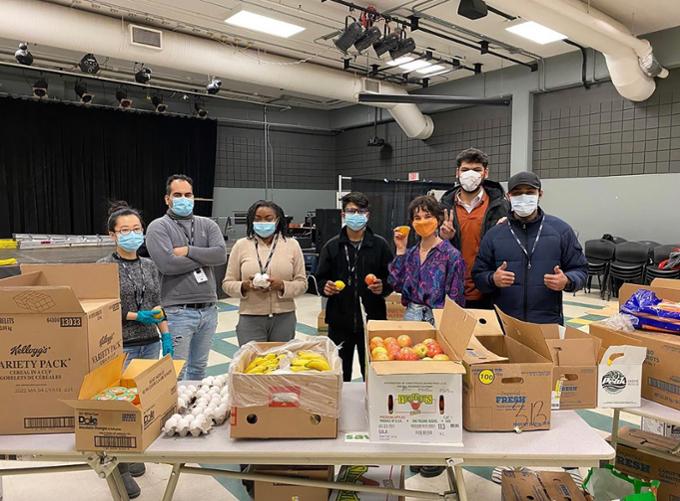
[384,337,398,346]
[397,334,413,348]
[410,401,421,411]
[387,345,401,359]
[426,342,443,358]
[413,343,428,359]
[398,347,419,361]
[433,354,450,361]
[422,338,436,346]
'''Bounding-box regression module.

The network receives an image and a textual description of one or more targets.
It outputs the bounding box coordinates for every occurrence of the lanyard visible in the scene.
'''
[343,239,363,286]
[507,218,544,270]
[254,235,279,275]
[174,218,195,245]
[116,254,146,310]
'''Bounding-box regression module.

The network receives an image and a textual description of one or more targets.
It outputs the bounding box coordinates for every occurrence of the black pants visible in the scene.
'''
[465,295,494,310]
[328,324,365,382]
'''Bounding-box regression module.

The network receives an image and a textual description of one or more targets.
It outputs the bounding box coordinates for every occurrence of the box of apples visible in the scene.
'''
[369,334,449,362]
[364,298,478,445]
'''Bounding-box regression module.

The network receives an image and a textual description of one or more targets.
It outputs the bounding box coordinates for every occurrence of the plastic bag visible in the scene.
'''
[228,337,343,418]
[583,464,658,500]
[621,289,680,334]
[601,313,638,332]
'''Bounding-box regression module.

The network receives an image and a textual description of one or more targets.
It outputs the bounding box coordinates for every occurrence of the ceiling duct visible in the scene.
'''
[487,0,668,101]
[0,0,433,139]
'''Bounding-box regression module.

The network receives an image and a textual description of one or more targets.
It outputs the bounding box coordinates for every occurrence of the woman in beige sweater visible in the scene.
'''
[223,201,307,345]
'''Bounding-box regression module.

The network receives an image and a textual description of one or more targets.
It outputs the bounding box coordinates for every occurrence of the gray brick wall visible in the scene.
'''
[336,105,511,183]
[533,68,680,178]
[214,125,336,190]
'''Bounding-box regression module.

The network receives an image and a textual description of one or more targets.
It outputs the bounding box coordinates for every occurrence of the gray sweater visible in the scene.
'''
[146,213,227,307]
[97,254,162,346]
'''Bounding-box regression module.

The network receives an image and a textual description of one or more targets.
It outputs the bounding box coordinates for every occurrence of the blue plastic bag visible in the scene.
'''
[621,289,680,333]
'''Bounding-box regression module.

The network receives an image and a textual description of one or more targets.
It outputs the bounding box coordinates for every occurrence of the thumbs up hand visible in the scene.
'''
[493,261,515,288]
[544,265,570,291]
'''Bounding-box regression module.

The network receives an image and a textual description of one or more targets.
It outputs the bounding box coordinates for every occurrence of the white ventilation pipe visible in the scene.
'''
[0,0,433,139]
[487,0,668,102]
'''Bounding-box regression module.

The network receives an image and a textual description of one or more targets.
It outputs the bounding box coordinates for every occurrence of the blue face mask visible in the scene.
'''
[253,221,277,239]
[117,232,144,252]
[345,212,368,231]
[171,197,194,217]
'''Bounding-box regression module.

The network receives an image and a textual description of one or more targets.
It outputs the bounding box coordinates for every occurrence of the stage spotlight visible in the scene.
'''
[134,66,152,84]
[116,90,133,109]
[373,31,400,57]
[74,82,93,104]
[32,78,48,98]
[458,0,488,20]
[15,43,33,66]
[354,25,381,53]
[151,95,167,113]
[206,77,222,95]
[334,17,363,52]
[389,36,416,60]
[194,102,208,119]
[78,53,100,74]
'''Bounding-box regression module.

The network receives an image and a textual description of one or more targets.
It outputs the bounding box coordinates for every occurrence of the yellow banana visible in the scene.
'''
[297,351,325,360]
[291,358,310,367]
[245,357,266,372]
[306,359,331,372]
[290,365,311,372]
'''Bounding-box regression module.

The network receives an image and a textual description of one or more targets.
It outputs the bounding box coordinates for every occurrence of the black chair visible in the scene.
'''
[645,244,680,283]
[607,242,651,300]
[584,239,616,299]
[612,236,627,244]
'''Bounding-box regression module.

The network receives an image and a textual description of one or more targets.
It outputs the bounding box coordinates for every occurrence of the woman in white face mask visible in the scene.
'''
[222,200,307,345]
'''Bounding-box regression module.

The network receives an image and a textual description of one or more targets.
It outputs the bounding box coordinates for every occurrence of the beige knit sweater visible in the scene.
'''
[222,235,307,315]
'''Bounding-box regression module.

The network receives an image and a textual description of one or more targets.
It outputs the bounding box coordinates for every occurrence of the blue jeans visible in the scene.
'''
[166,305,218,381]
[123,341,161,369]
[404,303,435,326]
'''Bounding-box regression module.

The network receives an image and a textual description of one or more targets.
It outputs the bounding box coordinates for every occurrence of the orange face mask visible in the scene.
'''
[412,218,438,238]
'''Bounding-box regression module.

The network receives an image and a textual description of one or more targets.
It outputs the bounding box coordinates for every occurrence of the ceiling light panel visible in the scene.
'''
[399,59,433,72]
[505,21,566,45]
[225,10,305,38]
[417,64,447,75]
[387,56,414,66]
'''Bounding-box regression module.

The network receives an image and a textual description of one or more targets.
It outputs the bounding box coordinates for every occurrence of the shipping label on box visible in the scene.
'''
[501,470,589,501]
[641,417,680,439]
[331,465,404,501]
[597,345,647,408]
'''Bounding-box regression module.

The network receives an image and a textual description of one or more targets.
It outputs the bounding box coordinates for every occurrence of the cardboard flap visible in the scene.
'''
[463,336,508,364]
[121,358,185,388]
[437,297,477,358]
[495,307,553,360]
[589,324,645,360]
[63,398,138,412]
[0,285,84,314]
[366,320,436,337]
[78,354,126,399]
[21,263,120,300]
[546,338,598,366]
[467,309,503,336]
[372,360,465,376]
[131,355,177,408]
[618,427,680,452]
[600,345,647,366]
[0,271,43,287]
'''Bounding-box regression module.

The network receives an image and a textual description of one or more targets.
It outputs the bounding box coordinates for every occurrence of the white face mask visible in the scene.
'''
[510,194,539,217]
[459,170,483,192]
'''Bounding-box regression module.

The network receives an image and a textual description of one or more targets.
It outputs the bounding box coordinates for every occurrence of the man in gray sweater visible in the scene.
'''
[146,174,227,380]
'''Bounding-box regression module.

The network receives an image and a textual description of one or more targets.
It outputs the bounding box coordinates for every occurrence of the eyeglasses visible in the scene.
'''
[345,209,368,215]
[116,229,143,236]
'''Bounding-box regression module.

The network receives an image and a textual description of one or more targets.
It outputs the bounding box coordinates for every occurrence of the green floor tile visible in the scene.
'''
[579,314,609,321]
[212,338,241,359]
[576,409,638,433]
[205,362,231,377]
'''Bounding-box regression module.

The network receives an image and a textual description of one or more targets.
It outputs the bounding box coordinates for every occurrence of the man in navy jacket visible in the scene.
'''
[472,171,587,324]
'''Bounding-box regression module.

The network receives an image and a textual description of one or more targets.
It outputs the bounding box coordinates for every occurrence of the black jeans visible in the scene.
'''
[328,323,365,382]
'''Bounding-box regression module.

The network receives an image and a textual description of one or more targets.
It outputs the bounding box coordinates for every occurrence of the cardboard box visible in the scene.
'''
[615,427,680,501]
[385,292,406,321]
[642,417,680,439]
[229,339,342,439]
[317,311,328,335]
[433,308,503,337]
[365,297,476,445]
[331,465,405,501]
[65,354,178,452]
[589,279,680,410]
[0,263,123,434]
[462,308,554,432]
[250,465,333,501]
[597,345,647,408]
[501,470,591,501]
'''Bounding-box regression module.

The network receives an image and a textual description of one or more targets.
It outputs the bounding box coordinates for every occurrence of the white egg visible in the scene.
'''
[202,376,215,386]
[185,385,197,394]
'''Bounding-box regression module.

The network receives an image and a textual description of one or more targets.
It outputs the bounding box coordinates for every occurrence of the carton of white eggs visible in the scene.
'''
[162,376,230,438]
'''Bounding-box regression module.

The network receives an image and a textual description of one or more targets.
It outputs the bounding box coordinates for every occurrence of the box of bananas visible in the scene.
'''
[228,337,343,439]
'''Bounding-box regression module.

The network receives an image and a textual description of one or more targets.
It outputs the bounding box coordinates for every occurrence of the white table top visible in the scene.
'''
[620,399,680,427]
[0,384,614,467]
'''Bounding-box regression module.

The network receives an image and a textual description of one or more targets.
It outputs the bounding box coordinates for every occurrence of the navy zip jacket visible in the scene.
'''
[472,208,587,324]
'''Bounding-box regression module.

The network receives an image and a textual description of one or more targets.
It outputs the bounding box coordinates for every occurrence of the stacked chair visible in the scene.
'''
[584,239,616,299]
[607,242,652,300]
[644,244,680,283]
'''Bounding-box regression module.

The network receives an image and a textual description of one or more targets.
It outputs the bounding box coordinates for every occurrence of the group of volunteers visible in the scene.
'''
[103,149,588,496]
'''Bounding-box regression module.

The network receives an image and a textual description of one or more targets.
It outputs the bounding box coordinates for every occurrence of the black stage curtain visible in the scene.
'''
[350,178,452,244]
[0,97,217,237]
